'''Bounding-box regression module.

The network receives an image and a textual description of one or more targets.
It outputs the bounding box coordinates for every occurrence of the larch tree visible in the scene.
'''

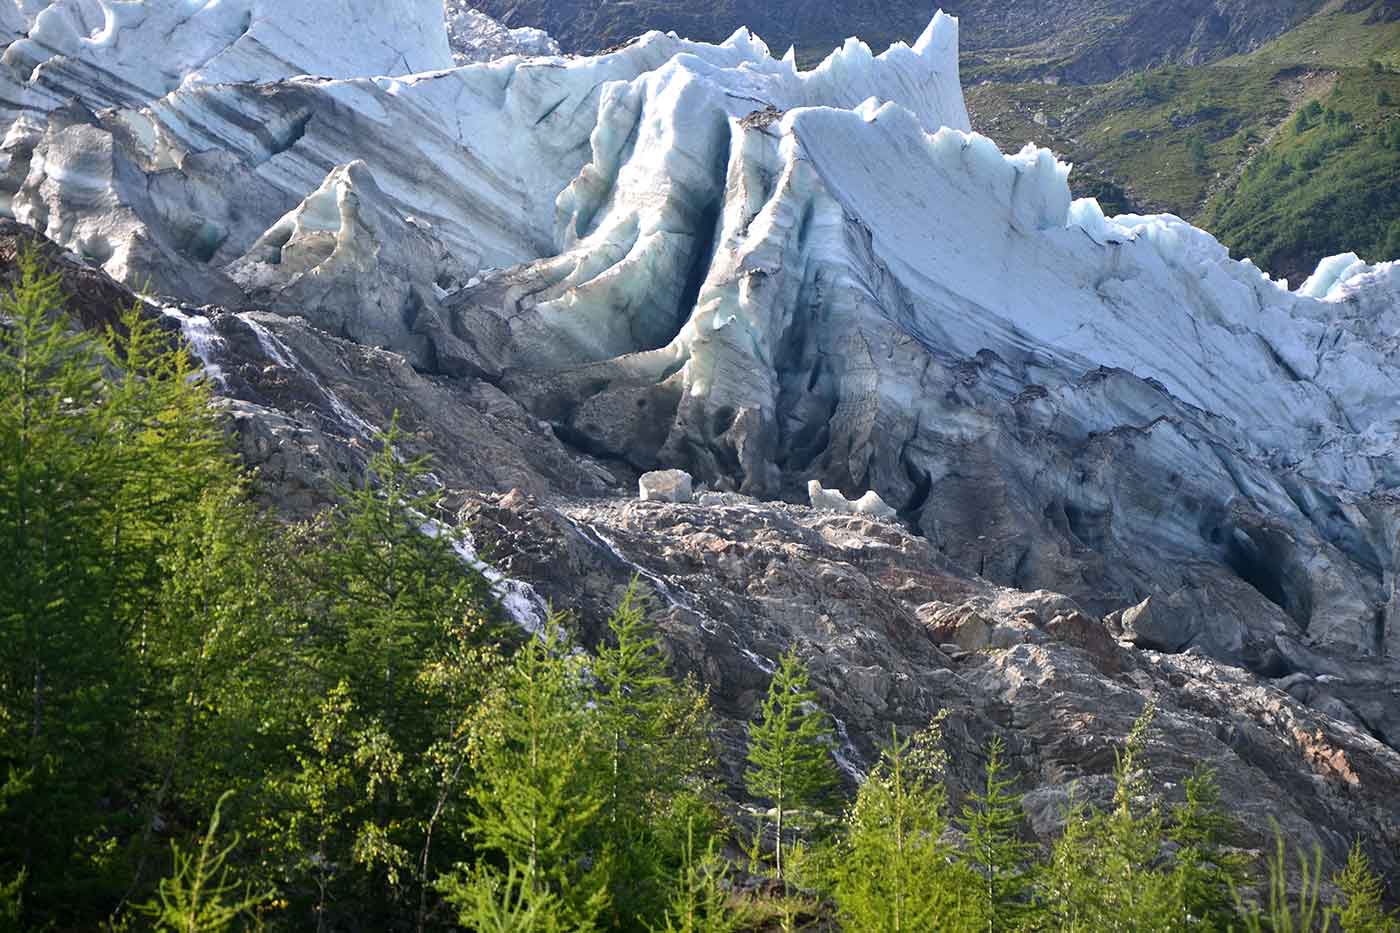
[960,736,1034,932]
[261,422,504,930]
[450,620,610,931]
[590,578,717,922]
[834,716,977,933]
[743,648,840,883]
[0,250,245,924]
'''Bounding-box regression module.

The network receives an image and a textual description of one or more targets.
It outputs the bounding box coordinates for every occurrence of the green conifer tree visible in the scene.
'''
[451,619,610,931]
[833,717,975,933]
[0,252,129,914]
[1034,701,1202,933]
[0,250,246,924]
[118,484,292,921]
[0,769,24,930]
[1036,790,1100,932]
[655,819,740,933]
[591,579,717,923]
[744,649,840,883]
[961,736,1034,932]
[442,861,566,933]
[100,300,233,630]
[138,792,274,932]
[1332,842,1398,933]
[1097,703,1180,931]
[263,422,503,929]
[1166,765,1243,929]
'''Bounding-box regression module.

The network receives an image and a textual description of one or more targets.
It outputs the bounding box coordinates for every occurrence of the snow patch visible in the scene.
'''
[808,480,898,521]
[1298,252,1376,300]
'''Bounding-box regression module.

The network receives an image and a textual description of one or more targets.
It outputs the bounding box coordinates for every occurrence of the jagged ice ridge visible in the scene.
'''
[1,1,1399,676]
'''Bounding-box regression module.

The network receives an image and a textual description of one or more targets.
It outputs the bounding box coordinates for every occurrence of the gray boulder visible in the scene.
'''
[640,469,694,504]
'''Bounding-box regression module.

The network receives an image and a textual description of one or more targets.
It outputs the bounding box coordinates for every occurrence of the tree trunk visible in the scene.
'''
[775,787,784,883]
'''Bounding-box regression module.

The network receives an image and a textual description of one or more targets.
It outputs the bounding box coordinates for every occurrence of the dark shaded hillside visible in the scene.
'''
[478,0,1328,81]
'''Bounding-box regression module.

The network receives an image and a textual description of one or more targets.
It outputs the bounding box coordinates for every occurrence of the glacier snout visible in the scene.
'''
[0,2,1399,671]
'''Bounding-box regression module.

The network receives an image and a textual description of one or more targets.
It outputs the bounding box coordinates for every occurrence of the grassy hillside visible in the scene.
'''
[1203,67,1400,282]
[966,3,1400,283]
[1219,2,1400,70]
[967,65,1297,218]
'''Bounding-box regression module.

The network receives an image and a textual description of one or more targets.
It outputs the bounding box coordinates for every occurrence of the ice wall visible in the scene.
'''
[1,2,1399,661]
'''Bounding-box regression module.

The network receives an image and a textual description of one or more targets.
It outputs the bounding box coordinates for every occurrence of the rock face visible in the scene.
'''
[1,1,1399,898]
[458,489,1400,886]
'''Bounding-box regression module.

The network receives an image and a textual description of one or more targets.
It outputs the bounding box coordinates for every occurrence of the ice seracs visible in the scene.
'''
[4,4,1398,884]
[1,3,1399,667]
[444,2,560,64]
[0,0,453,112]
[225,160,470,371]
[0,3,972,297]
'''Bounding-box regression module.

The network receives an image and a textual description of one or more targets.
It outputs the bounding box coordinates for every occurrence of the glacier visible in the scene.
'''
[1,0,1399,677]
[443,1,560,64]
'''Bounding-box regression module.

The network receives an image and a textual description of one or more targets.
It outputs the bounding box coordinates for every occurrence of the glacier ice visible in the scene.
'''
[444,2,560,64]
[1,0,453,102]
[224,159,469,371]
[1,2,1399,664]
[808,481,898,520]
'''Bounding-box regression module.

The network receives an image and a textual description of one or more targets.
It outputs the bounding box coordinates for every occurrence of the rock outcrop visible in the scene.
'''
[457,489,1400,884]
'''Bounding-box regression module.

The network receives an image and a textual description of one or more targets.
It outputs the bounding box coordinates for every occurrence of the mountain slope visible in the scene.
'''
[4,4,1399,665]
[1203,63,1400,280]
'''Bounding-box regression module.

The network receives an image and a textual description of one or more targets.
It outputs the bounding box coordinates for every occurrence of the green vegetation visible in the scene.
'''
[446,621,612,930]
[962,736,1036,930]
[967,63,1297,223]
[137,793,275,932]
[832,719,970,931]
[1203,69,1400,282]
[744,649,840,883]
[1334,842,1398,932]
[1220,8,1400,72]
[3,257,1398,929]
